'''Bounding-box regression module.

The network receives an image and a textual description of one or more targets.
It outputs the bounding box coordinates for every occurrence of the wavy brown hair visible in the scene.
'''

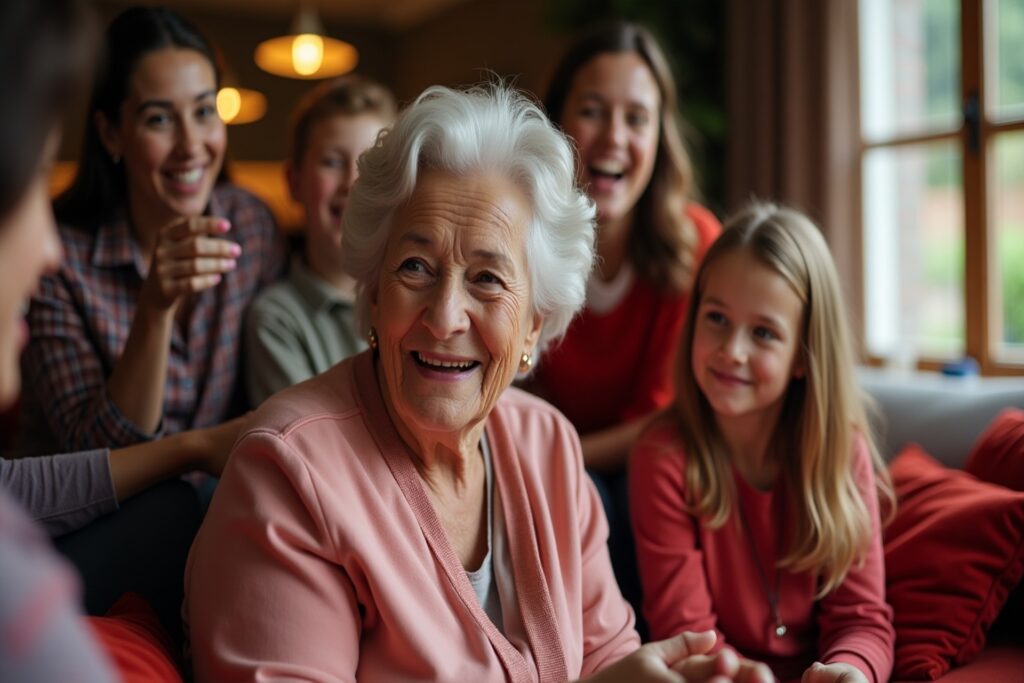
[544,21,698,294]
[673,201,894,596]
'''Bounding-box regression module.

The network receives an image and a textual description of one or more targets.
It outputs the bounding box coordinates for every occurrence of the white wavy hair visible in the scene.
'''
[340,82,596,363]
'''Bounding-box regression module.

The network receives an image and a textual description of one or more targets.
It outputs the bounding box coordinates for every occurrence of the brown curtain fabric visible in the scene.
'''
[726,0,863,325]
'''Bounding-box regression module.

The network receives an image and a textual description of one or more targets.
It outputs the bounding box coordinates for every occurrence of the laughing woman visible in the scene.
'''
[14,6,286,455]
[533,23,720,477]
[185,83,764,683]
[527,24,722,626]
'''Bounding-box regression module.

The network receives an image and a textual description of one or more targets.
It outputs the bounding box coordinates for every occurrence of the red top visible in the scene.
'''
[630,419,894,683]
[533,204,720,435]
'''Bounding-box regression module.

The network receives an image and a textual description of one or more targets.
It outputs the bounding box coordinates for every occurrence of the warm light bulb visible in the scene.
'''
[292,34,324,76]
[217,87,242,123]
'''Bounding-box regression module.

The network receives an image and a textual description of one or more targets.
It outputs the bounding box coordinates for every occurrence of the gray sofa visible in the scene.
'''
[859,367,1024,469]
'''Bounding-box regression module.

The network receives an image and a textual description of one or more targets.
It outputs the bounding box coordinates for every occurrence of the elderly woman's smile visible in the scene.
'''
[411,352,479,373]
[372,168,543,441]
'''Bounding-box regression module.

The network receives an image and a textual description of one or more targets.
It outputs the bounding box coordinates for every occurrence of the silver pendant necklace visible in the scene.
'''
[737,498,786,638]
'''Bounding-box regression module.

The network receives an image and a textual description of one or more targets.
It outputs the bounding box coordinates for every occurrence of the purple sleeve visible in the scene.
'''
[0,450,118,537]
[0,490,117,682]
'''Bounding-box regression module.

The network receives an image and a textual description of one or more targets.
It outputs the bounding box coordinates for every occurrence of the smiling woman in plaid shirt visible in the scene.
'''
[12,7,286,455]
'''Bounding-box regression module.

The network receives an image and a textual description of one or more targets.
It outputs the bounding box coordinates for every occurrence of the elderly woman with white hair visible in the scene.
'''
[185,84,762,683]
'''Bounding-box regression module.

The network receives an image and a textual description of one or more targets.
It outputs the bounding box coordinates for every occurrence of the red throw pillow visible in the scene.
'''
[88,593,183,683]
[964,408,1024,491]
[964,408,1024,637]
[885,445,1024,680]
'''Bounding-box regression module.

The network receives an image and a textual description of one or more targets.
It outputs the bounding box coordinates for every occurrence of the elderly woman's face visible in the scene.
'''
[371,169,543,439]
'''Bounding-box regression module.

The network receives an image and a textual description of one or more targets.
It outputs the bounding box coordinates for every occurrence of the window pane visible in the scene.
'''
[859,0,960,142]
[863,142,964,362]
[987,0,1024,122]
[990,131,1024,361]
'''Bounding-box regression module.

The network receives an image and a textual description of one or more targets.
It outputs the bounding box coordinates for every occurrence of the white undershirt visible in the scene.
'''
[466,434,504,632]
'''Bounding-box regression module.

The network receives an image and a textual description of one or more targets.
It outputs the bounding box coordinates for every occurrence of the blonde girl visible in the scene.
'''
[630,202,895,683]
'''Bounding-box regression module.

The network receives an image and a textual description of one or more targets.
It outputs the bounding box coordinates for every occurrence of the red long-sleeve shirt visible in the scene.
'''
[630,418,894,683]
[532,204,720,436]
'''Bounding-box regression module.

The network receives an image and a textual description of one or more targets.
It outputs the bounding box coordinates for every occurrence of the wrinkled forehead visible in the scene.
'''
[387,168,533,262]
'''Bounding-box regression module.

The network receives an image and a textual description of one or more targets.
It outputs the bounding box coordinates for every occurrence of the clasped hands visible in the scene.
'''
[589,631,869,683]
[585,631,774,683]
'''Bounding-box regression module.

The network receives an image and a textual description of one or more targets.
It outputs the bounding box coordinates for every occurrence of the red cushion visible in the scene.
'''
[87,593,182,683]
[885,446,1024,680]
[964,408,1024,491]
[963,408,1024,639]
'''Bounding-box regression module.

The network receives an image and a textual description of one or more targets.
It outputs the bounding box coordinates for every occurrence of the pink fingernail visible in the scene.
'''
[217,219,231,232]
[230,243,241,256]
[226,259,237,270]
[212,274,222,284]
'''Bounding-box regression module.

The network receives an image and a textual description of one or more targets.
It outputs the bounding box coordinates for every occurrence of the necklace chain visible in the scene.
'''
[736,498,787,638]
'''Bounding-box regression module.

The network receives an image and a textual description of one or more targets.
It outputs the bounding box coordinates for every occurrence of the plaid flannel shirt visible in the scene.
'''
[15,183,287,454]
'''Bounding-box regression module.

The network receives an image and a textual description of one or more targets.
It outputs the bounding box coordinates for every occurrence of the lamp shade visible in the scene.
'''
[254,6,358,80]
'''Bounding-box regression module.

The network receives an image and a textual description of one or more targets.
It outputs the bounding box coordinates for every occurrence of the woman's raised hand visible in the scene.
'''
[140,216,240,311]
[583,631,775,683]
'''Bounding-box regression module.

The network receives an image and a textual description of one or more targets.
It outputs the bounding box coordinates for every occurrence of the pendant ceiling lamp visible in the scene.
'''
[217,86,267,125]
[254,5,358,79]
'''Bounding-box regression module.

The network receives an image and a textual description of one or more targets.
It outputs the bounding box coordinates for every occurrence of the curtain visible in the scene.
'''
[726,0,863,325]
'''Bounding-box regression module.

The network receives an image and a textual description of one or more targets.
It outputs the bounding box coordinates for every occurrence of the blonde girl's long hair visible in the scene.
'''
[673,201,894,596]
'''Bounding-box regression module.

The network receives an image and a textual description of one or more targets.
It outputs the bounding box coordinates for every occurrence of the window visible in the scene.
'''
[858,0,1024,374]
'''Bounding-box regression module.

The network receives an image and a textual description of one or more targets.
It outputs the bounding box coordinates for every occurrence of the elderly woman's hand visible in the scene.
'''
[581,631,774,683]
[139,215,240,312]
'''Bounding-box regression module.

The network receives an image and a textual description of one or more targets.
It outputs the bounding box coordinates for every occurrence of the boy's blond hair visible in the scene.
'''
[288,74,397,168]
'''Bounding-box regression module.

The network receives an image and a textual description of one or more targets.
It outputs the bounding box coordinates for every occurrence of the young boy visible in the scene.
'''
[245,75,397,406]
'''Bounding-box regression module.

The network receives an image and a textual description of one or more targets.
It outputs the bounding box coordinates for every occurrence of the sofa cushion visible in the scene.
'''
[88,593,183,682]
[964,408,1024,491]
[963,408,1024,640]
[885,446,1024,680]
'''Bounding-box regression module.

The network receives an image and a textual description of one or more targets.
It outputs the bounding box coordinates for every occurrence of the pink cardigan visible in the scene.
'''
[185,351,639,682]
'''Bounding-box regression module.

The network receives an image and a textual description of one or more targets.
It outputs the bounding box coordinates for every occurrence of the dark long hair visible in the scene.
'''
[54,6,221,229]
[0,0,94,223]
[544,22,699,295]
